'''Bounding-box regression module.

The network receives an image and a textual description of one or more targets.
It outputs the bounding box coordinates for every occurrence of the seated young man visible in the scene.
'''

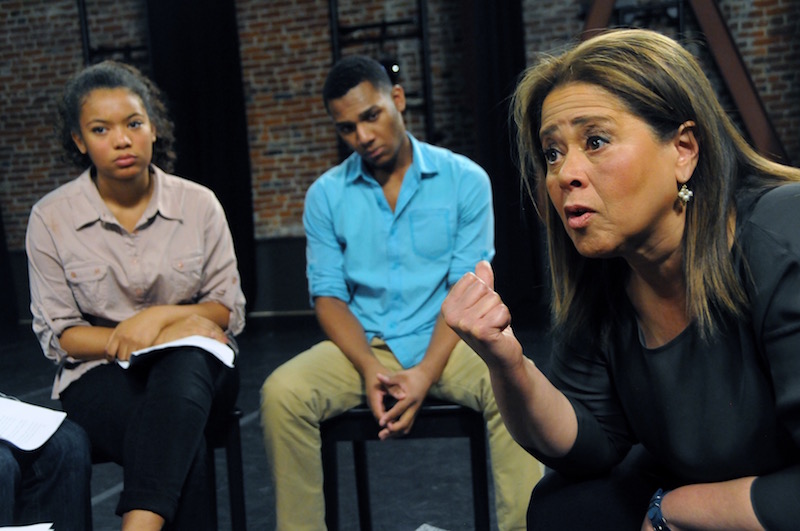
[261,55,542,530]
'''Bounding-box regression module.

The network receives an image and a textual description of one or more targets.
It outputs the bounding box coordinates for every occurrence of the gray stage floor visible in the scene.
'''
[2,317,550,530]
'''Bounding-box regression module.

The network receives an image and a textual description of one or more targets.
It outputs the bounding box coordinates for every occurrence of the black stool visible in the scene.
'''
[320,397,490,530]
[206,406,247,531]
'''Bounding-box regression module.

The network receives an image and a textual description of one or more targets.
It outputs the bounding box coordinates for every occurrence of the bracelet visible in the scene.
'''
[647,488,672,531]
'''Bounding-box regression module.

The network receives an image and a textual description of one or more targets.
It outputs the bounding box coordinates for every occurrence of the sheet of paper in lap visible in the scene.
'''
[118,335,235,369]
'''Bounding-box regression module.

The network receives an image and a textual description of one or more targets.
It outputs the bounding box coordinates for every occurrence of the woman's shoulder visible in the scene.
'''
[31,170,93,213]
[737,182,800,240]
[154,167,220,204]
[737,182,800,274]
[414,138,489,182]
[743,182,800,223]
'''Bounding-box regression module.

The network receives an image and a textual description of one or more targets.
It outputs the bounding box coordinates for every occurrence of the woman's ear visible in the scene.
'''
[71,131,87,155]
[674,120,699,185]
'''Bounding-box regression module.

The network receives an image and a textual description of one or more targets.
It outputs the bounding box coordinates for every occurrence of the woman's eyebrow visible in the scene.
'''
[540,115,614,139]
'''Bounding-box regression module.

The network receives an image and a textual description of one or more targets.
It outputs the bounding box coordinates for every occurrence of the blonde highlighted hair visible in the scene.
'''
[511,28,800,340]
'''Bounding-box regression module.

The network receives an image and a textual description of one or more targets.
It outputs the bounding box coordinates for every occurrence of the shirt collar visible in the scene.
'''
[71,165,182,230]
[345,133,438,185]
[148,166,183,221]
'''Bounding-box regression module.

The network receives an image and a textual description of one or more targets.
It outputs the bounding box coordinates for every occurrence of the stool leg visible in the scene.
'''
[206,444,220,527]
[470,426,491,531]
[353,440,372,531]
[225,418,247,531]
[322,436,340,531]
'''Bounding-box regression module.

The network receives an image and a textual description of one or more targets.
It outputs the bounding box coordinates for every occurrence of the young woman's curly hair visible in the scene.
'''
[57,60,176,172]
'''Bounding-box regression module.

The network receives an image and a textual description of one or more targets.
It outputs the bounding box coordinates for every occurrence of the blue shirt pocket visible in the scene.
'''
[408,209,452,260]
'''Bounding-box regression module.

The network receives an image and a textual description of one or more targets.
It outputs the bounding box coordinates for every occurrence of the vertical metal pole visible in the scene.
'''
[329,0,341,63]
[417,0,435,141]
[77,0,91,65]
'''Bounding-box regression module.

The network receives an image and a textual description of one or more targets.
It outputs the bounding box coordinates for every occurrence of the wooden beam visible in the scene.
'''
[688,0,787,162]
[579,0,787,162]
[582,0,615,39]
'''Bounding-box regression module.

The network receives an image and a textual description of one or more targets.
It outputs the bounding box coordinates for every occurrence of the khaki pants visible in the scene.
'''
[260,339,543,530]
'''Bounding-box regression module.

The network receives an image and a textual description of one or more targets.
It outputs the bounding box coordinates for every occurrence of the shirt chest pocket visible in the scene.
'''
[408,209,452,260]
[66,263,109,313]
[169,254,205,301]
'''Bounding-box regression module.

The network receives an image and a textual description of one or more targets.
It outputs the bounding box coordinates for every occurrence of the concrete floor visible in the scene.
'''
[2,317,550,530]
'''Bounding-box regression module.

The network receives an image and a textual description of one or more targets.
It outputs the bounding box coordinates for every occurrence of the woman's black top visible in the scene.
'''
[543,183,800,530]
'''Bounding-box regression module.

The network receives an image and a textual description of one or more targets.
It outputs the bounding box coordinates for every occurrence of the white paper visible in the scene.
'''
[0,524,54,531]
[0,397,66,452]
[118,335,235,369]
[0,524,54,530]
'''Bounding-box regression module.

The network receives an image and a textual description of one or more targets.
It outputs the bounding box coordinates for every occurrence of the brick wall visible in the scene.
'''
[0,0,148,250]
[1,0,798,250]
[238,0,476,238]
[237,0,332,238]
[720,0,800,162]
[1,0,82,251]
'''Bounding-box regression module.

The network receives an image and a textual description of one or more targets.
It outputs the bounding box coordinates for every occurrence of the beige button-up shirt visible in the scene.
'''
[26,166,246,398]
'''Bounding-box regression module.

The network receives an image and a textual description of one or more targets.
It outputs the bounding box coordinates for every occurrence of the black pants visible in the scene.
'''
[61,348,238,529]
[528,445,675,530]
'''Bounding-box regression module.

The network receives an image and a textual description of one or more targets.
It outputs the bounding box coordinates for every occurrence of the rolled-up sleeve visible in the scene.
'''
[196,191,246,335]
[303,177,350,305]
[448,159,494,286]
[26,203,89,363]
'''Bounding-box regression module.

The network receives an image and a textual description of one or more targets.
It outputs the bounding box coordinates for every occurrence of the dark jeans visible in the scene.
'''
[60,347,238,530]
[528,445,674,530]
[0,418,92,530]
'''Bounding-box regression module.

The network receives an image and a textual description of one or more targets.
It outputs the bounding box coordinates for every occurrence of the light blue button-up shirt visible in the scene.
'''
[304,134,494,368]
